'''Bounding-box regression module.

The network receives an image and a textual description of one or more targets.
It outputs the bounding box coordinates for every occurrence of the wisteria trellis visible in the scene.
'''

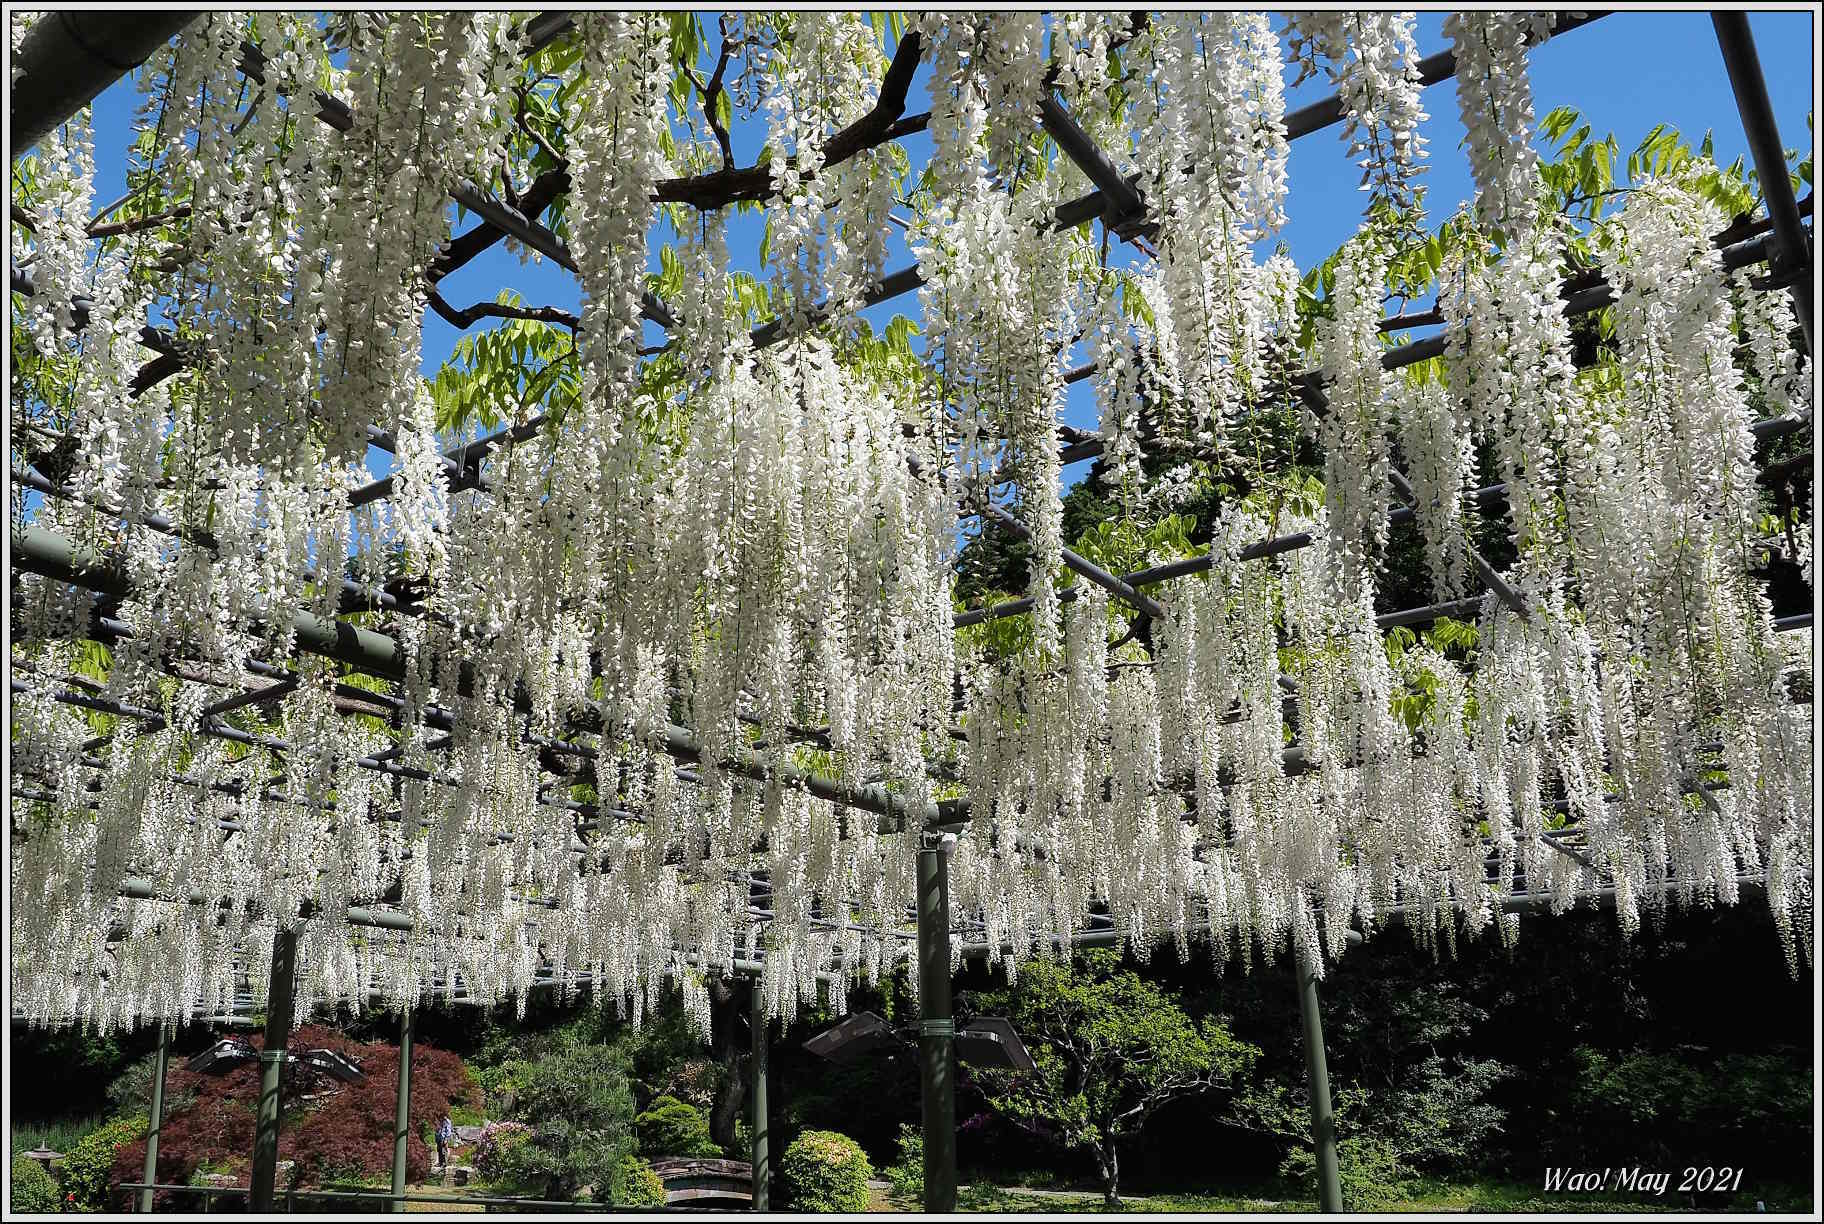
[7,11,1815,1038]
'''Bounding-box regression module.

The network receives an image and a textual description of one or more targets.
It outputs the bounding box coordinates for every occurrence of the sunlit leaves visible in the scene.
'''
[427,294,578,435]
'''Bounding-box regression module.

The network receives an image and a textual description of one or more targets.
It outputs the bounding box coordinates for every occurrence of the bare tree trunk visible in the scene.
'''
[1096,1136,1121,1207]
[710,1046,747,1150]
[707,978,747,1150]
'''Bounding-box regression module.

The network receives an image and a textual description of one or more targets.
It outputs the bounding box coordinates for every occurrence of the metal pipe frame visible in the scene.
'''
[9,11,199,152]
[139,1019,173,1213]
[916,836,958,1214]
[391,1007,413,1211]
[1712,13,1815,346]
[1295,941,1344,1213]
[750,984,771,1211]
[248,926,299,1213]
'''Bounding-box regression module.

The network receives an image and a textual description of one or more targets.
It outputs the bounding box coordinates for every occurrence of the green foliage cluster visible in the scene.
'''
[1556,1045,1813,1168]
[779,1129,872,1213]
[609,1154,668,1207]
[426,298,579,436]
[969,949,1259,1204]
[1228,964,1510,1210]
[471,1121,535,1187]
[57,1115,146,1213]
[884,1122,923,1204]
[10,1157,61,1214]
[105,1054,198,1121]
[634,1094,721,1158]
[483,1038,637,1201]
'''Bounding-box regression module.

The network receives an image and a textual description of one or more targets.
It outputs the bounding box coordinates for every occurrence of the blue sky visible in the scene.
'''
[58,10,1820,495]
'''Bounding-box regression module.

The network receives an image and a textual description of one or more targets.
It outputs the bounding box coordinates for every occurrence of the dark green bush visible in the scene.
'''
[609,1154,667,1207]
[58,1115,145,1212]
[10,1157,61,1214]
[494,1039,637,1201]
[1557,1045,1813,1168]
[635,1095,720,1158]
[780,1129,871,1213]
[105,1054,196,1120]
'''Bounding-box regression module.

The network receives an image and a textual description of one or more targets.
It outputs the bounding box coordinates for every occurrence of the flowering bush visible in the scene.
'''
[471,1121,535,1186]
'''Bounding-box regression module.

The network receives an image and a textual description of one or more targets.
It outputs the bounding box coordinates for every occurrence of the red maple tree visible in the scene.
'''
[111,1024,476,1204]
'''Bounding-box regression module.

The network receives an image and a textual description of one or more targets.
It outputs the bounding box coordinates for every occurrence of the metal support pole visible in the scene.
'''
[1713,12,1815,347]
[917,837,957,1214]
[249,927,298,1213]
[1294,945,1344,1213]
[9,11,198,153]
[391,1007,413,1212]
[139,1020,172,1213]
[750,986,770,1211]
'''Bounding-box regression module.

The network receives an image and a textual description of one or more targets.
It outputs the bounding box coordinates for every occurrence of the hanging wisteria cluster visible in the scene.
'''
[9,10,1814,1035]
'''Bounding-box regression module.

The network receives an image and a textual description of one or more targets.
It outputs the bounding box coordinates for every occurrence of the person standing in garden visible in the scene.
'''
[436,1114,454,1170]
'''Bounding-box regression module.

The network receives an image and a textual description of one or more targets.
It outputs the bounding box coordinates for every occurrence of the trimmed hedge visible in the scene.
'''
[780,1129,871,1213]
[635,1095,720,1158]
[60,1115,146,1212]
[610,1155,667,1207]
[10,1157,62,1213]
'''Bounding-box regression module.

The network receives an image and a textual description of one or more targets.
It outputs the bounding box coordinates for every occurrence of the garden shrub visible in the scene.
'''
[884,1123,922,1204]
[493,1039,638,1201]
[471,1121,535,1187]
[609,1154,667,1207]
[1280,1133,1409,1211]
[780,1129,871,1213]
[10,1115,108,1157]
[1556,1045,1813,1169]
[106,1053,197,1120]
[10,1157,61,1214]
[635,1095,719,1158]
[60,1115,146,1212]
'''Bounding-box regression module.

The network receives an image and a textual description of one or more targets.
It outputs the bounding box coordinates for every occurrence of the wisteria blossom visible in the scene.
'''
[8,12,1812,1033]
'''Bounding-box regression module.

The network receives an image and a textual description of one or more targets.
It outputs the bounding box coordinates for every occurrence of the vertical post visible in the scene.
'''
[1713,12,1814,347]
[1295,945,1344,1213]
[749,985,769,1211]
[916,836,957,1214]
[139,1020,172,1212]
[391,1006,413,1212]
[249,927,298,1213]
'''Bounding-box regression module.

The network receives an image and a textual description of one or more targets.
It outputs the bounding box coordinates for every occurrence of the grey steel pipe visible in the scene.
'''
[9,11,197,153]
[1295,944,1345,1213]
[1712,13,1814,347]
[916,837,958,1213]
[391,1007,413,1212]
[750,985,771,1211]
[139,1020,172,1213]
[249,927,299,1213]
